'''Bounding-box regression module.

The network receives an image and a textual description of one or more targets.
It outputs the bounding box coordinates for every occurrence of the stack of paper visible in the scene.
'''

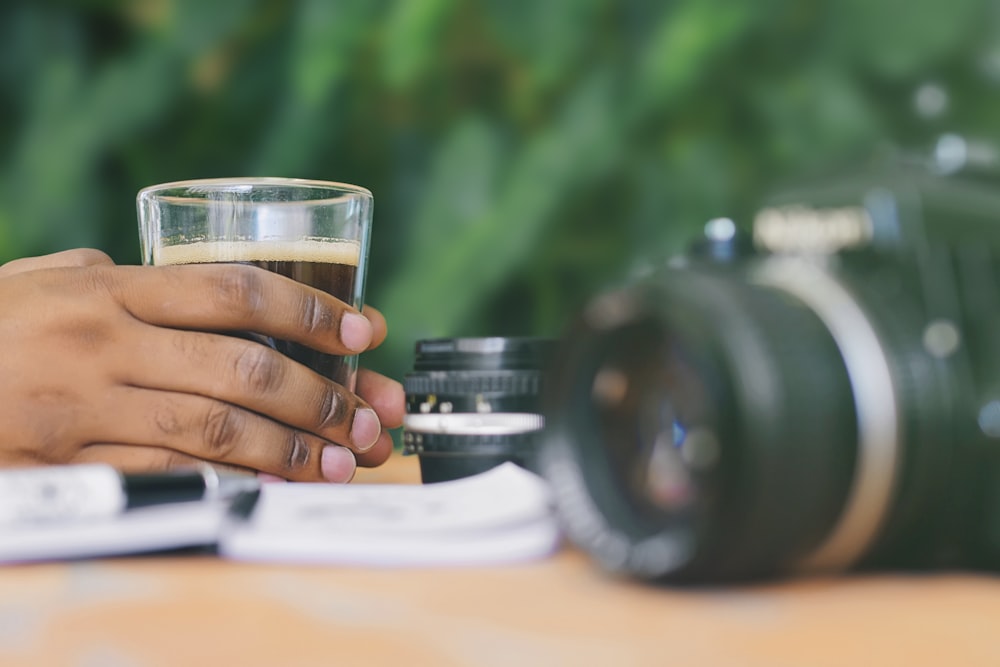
[219,463,561,567]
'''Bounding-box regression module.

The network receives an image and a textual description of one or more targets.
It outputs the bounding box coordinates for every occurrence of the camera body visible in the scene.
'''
[540,146,1000,582]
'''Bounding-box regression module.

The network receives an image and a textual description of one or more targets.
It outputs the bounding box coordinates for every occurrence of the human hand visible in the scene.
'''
[0,249,404,482]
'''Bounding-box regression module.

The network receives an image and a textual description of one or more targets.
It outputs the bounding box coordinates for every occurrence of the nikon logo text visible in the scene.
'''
[754,205,873,254]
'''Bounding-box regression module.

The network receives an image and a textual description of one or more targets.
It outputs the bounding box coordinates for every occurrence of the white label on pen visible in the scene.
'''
[0,465,126,524]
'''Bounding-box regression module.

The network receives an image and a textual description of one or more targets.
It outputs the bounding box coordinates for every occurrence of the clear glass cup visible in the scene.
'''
[137,177,373,390]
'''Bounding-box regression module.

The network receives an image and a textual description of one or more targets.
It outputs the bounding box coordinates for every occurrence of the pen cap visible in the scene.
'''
[122,467,260,509]
[122,470,207,509]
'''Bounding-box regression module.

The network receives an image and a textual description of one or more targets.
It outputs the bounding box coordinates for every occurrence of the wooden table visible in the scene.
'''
[2,454,999,667]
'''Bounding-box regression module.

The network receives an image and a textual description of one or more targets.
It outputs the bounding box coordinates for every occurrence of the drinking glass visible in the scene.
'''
[138,177,373,389]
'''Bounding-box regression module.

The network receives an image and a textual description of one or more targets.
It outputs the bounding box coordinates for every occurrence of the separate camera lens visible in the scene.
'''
[403,337,555,483]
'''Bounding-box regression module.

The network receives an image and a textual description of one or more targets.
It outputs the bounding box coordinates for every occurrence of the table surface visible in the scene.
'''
[2,454,999,667]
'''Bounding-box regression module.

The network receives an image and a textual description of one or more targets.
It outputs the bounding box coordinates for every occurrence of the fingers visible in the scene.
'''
[72,444,204,472]
[362,305,388,350]
[355,430,394,468]
[120,325,382,456]
[81,434,391,478]
[0,249,114,278]
[105,269,404,476]
[115,349,402,475]
[351,369,403,468]
[90,387,357,482]
[355,368,404,429]
[76,365,402,477]
[109,263,374,356]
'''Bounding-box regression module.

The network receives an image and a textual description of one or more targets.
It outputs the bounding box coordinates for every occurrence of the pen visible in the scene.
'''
[0,464,260,525]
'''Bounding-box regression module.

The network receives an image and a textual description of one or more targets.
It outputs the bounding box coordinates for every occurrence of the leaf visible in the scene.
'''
[291,0,376,104]
[0,1,259,259]
[481,0,607,91]
[402,116,503,260]
[251,0,379,174]
[375,68,624,367]
[380,0,457,90]
[834,0,985,77]
[631,0,753,119]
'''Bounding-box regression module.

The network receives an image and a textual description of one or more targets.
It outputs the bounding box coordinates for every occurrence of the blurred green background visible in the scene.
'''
[2,0,1000,381]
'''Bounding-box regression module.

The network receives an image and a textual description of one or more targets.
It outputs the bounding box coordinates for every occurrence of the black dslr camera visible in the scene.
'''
[540,141,1000,583]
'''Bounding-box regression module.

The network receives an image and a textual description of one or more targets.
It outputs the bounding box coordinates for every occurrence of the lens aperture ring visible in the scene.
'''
[404,370,543,396]
[403,429,542,456]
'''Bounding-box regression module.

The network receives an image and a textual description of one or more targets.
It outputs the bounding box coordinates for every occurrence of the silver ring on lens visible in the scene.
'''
[754,257,900,572]
[403,413,545,436]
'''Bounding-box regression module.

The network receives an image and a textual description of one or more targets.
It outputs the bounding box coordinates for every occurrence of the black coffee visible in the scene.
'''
[157,240,362,387]
[249,258,357,385]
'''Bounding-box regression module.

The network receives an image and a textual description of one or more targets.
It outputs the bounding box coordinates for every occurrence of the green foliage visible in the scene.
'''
[2,0,1000,380]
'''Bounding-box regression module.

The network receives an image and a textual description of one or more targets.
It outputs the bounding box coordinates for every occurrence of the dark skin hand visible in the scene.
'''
[0,249,405,482]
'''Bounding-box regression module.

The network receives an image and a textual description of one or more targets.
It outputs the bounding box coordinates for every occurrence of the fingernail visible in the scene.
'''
[351,407,381,452]
[340,312,373,352]
[321,446,357,483]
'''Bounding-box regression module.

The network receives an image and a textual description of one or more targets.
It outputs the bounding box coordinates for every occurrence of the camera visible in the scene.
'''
[402,337,554,483]
[539,142,1000,583]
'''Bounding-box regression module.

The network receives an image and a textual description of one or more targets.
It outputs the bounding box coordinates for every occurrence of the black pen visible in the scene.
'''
[0,464,260,525]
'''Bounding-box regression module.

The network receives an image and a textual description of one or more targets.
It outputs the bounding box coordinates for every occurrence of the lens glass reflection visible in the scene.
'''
[591,319,719,523]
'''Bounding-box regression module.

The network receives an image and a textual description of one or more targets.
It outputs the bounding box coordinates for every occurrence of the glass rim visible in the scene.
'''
[137,176,373,204]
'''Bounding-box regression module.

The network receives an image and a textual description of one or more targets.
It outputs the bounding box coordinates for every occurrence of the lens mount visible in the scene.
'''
[753,257,900,572]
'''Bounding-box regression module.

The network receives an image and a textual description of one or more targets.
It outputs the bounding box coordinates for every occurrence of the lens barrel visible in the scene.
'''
[403,337,555,483]
[540,263,865,582]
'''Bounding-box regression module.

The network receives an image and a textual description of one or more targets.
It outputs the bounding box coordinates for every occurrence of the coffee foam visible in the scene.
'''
[155,239,361,266]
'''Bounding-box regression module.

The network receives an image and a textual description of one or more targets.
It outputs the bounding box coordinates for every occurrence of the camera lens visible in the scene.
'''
[403,337,555,483]
[539,256,964,583]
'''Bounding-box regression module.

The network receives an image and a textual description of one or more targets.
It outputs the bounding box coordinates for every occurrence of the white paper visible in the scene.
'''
[219,463,561,567]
